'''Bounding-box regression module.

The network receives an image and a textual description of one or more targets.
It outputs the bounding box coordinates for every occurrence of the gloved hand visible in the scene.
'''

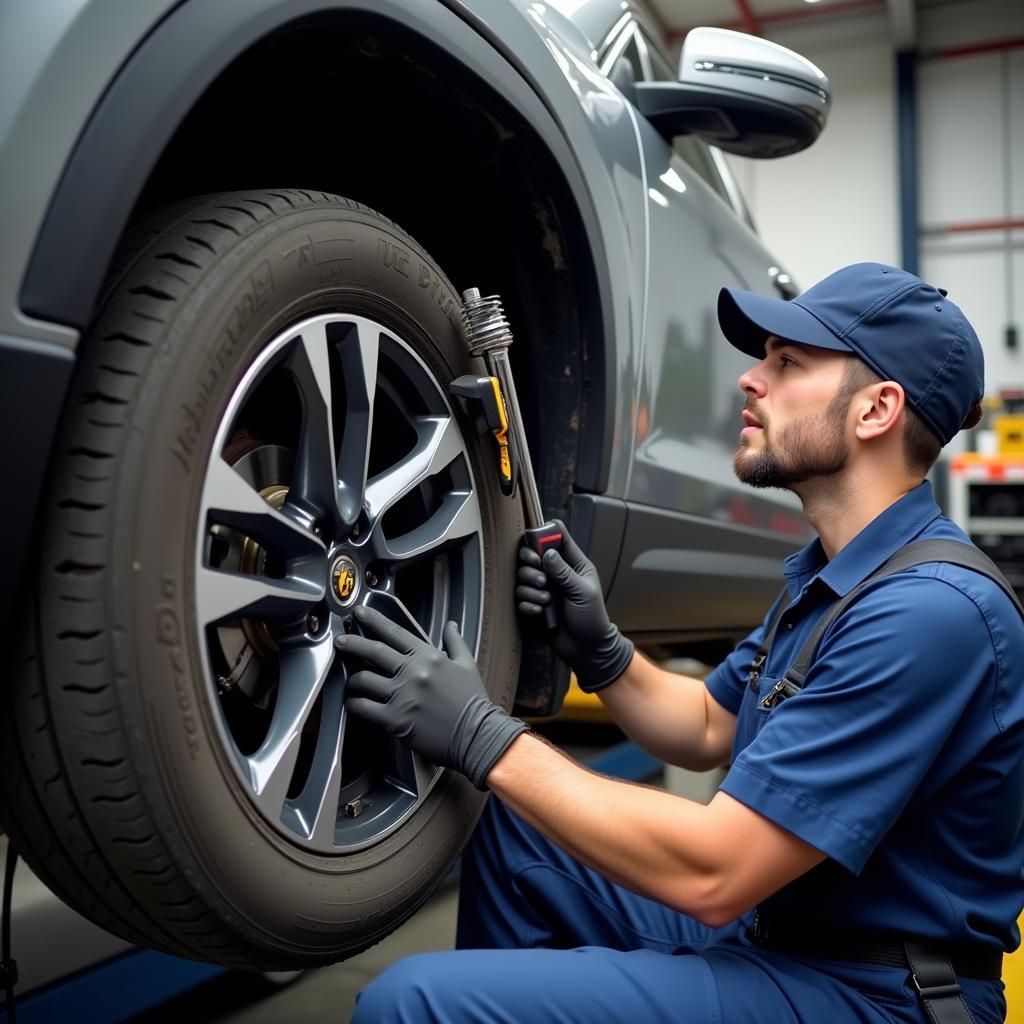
[337,606,528,790]
[516,520,634,693]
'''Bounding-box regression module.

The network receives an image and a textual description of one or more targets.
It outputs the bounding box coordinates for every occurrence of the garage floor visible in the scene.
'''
[130,885,1024,1023]
[129,882,460,1023]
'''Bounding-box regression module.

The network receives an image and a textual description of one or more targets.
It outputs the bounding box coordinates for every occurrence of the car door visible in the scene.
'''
[600,19,808,637]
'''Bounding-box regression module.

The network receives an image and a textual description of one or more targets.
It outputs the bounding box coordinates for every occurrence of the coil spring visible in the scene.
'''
[461,288,513,356]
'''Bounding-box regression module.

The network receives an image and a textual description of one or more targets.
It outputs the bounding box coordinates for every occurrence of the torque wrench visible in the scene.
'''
[454,288,562,630]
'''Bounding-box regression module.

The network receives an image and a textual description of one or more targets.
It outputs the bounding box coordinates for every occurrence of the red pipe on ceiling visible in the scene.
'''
[733,0,762,36]
[930,37,1024,60]
[670,0,885,42]
[924,218,1024,235]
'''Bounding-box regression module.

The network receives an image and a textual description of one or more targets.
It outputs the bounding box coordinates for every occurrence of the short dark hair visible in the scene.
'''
[840,358,944,474]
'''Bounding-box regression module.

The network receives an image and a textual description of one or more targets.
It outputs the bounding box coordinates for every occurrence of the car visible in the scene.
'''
[0,0,830,972]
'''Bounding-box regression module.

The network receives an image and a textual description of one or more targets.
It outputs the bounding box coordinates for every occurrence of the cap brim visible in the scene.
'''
[718,287,853,358]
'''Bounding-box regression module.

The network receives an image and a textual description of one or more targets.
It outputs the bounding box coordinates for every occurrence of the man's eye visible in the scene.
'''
[779,354,796,368]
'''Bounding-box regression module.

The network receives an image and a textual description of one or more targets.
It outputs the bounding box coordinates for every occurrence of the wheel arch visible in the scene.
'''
[19,0,617,498]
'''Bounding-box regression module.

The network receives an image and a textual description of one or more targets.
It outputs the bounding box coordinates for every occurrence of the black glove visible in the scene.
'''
[337,606,528,790]
[516,520,634,693]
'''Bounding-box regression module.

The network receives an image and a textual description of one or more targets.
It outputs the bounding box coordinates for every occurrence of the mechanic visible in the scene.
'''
[342,262,1024,1024]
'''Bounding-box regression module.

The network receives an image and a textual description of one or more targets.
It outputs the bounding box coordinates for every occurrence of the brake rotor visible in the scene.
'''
[212,436,295,707]
[238,482,290,661]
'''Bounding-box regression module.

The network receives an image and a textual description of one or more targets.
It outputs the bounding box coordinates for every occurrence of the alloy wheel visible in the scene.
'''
[195,313,484,854]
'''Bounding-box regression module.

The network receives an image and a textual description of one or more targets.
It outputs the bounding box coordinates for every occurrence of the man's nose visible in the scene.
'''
[738,363,767,397]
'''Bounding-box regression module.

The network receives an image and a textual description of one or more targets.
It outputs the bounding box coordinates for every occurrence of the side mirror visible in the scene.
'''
[633,27,830,159]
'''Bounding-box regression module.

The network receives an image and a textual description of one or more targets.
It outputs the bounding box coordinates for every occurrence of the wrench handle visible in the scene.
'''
[524,523,563,631]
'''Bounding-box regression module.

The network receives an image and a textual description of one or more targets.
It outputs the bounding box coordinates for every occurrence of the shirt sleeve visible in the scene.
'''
[720,572,995,874]
[705,590,788,715]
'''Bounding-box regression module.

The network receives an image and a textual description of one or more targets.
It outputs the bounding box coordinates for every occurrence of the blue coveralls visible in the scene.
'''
[352,483,1024,1023]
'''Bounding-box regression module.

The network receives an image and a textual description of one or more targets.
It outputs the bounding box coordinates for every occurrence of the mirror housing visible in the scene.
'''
[633,27,830,158]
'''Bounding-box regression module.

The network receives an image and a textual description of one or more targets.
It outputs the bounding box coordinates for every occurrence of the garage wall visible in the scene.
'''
[718,1,1023,420]
[918,39,1023,398]
[723,11,899,288]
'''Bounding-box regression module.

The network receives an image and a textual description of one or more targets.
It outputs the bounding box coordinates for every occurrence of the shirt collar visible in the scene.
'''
[782,480,942,599]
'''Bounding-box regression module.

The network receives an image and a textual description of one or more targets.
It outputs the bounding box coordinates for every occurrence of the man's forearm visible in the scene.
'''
[486,731,734,924]
[594,651,733,771]
[485,731,825,927]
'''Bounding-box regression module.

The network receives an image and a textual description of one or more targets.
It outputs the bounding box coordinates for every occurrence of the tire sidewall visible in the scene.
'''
[107,202,521,952]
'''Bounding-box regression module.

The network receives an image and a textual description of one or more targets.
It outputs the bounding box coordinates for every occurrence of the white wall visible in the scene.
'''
[917,41,1023,397]
[719,2,1024,407]
[724,11,899,289]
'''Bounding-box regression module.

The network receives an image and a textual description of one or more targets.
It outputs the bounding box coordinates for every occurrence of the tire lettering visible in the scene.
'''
[417,262,458,325]
[317,265,346,284]
[172,261,274,472]
[282,236,315,267]
[283,235,355,271]
[156,574,202,761]
[301,830,457,933]
[378,238,410,277]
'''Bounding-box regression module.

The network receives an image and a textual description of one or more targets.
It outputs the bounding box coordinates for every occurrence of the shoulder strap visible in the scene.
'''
[746,588,790,692]
[867,540,1024,616]
[761,540,1024,711]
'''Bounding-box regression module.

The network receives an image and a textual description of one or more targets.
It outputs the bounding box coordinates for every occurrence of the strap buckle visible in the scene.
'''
[904,940,971,1021]
[761,677,799,710]
[910,974,962,1001]
[746,654,766,690]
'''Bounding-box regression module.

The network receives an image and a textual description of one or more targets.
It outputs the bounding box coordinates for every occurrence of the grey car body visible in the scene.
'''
[0,0,826,983]
[1,0,809,663]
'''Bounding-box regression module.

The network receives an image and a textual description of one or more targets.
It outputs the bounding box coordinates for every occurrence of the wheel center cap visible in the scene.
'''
[330,554,360,608]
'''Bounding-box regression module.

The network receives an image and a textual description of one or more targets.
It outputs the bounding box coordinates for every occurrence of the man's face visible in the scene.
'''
[733,338,855,491]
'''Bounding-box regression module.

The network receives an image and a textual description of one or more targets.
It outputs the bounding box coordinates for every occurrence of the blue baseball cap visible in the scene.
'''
[718,262,985,445]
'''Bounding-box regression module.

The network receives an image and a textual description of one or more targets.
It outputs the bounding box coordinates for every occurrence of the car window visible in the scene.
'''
[600,23,644,91]
[708,145,758,232]
[641,32,675,83]
[633,25,755,229]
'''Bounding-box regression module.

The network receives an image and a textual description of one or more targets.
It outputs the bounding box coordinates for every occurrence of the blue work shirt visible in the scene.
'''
[706,481,1024,953]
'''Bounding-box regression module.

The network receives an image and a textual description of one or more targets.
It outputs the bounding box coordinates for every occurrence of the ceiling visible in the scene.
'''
[639,0,967,49]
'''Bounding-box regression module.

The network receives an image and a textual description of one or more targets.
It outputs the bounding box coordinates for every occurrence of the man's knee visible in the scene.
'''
[351,953,456,1024]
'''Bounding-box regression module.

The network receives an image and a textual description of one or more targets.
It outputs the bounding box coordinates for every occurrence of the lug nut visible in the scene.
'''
[344,798,363,819]
[344,616,355,633]
[365,569,379,588]
[351,523,361,538]
[308,613,320,634]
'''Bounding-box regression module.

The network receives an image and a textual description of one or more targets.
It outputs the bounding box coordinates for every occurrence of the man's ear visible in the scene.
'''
[854,382,905,441]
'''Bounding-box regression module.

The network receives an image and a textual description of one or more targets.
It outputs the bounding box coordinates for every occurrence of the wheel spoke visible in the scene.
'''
[363,589,432,643]
[196,563,324,627]
[290,663,348,844]
[287,321,342,525]
[364,416,463,523]
[380,490,481,565]
[204,455,323,558]
[336,320,380,527]
[389,745,438,799]
[244,635,336,823]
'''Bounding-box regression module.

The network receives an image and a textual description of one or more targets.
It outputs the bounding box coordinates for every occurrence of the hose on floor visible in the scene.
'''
[1,842,18,1024]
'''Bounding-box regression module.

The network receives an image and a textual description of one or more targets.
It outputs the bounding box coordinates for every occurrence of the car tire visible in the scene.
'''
[0,190,523,968]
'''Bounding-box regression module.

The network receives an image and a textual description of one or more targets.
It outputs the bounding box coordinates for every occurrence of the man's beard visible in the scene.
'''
[733,395,850,490]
